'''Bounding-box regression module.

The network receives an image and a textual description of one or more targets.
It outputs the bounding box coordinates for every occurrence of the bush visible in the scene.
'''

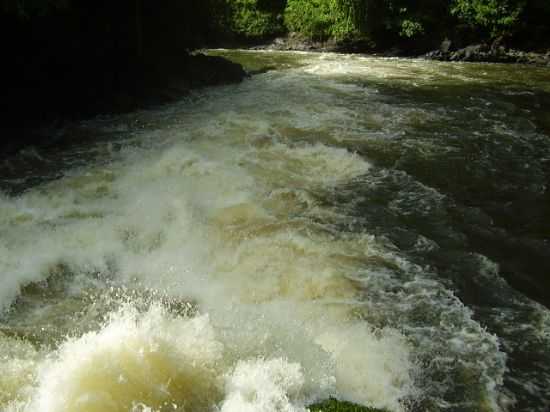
[284,0,360,41]
[451,0,525,38]
[399,19,425,38]
[229,0,285,38]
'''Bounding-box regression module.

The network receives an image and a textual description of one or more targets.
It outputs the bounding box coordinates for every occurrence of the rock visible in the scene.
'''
[440,38,452,53]
[384,47,403,57]
[424,40,550,65]
[490,36,505,52]
[186,54,247,86]
[449,50,461,61]
[464,44,485,61]
[423,49,444,60]
[255,34,362,53]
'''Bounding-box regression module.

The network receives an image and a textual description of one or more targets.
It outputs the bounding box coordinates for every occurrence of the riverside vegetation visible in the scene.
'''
[221,1,550,54]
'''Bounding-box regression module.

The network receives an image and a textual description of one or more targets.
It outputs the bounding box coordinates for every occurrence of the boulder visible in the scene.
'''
[440,38,452,53]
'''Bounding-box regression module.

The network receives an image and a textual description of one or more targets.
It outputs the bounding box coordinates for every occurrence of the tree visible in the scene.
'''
[451,0,525,38]
[226,0,286,38]
[284,0,367,41]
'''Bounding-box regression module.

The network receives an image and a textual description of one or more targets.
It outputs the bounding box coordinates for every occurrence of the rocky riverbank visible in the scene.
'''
[249,34,550,66]
[423,40,550,66]
[248,32,371,53]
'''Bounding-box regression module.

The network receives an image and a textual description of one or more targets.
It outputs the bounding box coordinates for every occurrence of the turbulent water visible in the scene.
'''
[1,50,550,412]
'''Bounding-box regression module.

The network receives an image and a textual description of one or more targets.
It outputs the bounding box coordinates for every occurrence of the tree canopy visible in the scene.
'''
[221,0,549,50]
[3,0,548,50]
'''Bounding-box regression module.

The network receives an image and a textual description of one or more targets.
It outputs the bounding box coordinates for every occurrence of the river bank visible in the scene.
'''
[1,53,246,158]
[4,39,548,160]
[245,34,550,66]
[423,41,550,66]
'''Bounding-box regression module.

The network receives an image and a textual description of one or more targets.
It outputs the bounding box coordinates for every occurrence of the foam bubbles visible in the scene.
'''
[221,358,308,412]
[5,49,542,412]
[5,302,411,412]
[0,333,39,409]
[30,306,223,412]
[317,324,413,412]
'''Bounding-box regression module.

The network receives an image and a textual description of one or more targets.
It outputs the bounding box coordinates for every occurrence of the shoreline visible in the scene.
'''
[243,34,550,66]
[3,43,548,160]
[0,53,246,159]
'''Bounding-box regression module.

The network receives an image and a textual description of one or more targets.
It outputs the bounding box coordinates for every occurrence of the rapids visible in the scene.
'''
[1,51,549,412]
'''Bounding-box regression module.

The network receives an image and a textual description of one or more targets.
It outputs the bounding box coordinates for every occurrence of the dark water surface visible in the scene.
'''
[1,50,549,412]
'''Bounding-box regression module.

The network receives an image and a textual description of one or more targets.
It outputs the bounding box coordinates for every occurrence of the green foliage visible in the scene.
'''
[284,0,361,40]
[4,0,545,55]
[228,0,285,37]
[399,19,424,38]
[284,0,333,40]
[451,0,525,37]
[217,0,548,47]
[308,398,387,412]
[364,1,449,41]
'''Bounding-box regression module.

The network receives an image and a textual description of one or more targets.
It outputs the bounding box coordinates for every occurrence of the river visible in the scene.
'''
[1,50,549,412]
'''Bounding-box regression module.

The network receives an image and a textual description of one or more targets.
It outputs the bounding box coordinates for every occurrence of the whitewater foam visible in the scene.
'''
[4,50,544,412]
[1,129,413,412]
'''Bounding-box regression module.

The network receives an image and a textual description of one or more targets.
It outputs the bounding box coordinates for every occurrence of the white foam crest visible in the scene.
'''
[298,53,500,87]
[221,358,308,412]
[0,135,373,310]
[1,132,412,412]
[0,334,40,410]
[3,302,412,412]
[317,324,413,411]
[27,306,224,412]
[250,142,371,187]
